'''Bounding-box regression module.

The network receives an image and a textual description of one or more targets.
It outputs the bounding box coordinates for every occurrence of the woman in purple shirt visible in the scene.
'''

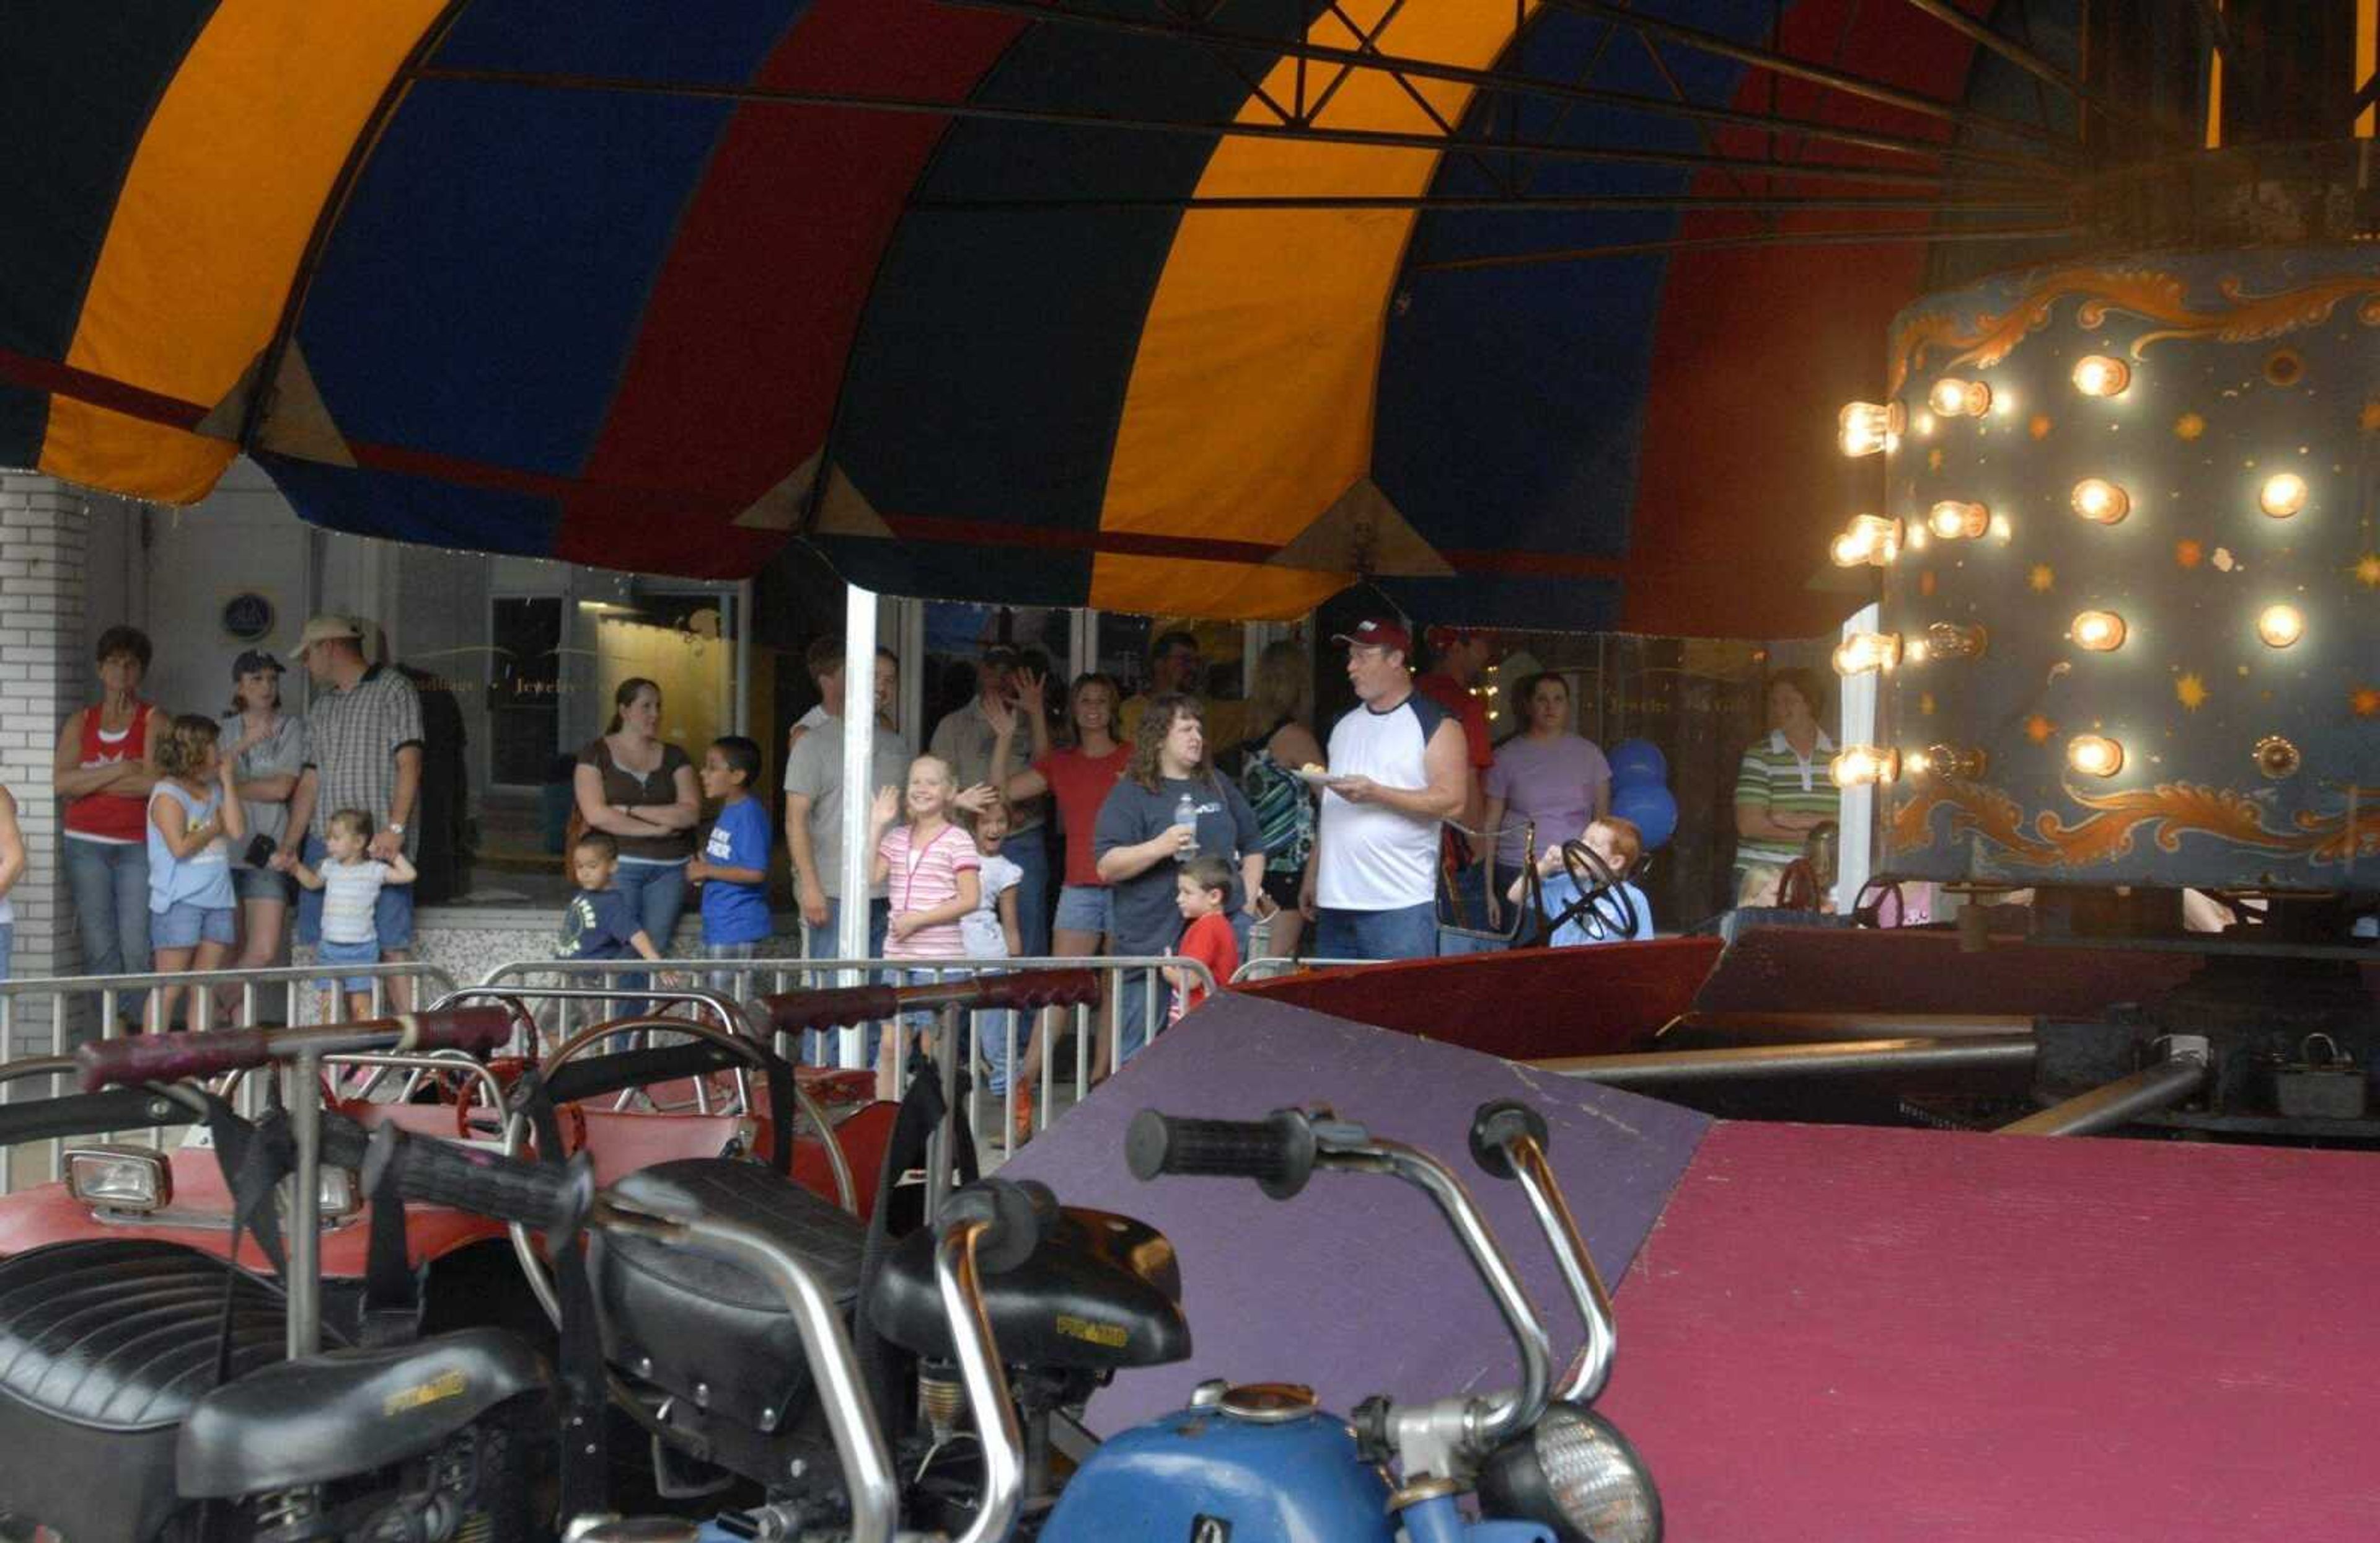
[1481,673,1610,927]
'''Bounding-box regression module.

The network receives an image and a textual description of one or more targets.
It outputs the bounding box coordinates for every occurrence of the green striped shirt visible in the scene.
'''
[1734,730,1838,864]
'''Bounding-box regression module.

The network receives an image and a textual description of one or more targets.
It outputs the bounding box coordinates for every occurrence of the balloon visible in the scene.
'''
[1611,781,1679,851]
[1608,738,1668,789]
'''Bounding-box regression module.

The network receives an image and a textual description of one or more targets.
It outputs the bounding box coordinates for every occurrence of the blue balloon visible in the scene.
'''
[1608,738,1668,789]
[1611,781,1679,851]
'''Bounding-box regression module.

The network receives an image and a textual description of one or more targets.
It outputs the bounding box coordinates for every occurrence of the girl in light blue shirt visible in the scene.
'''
[146,714,245,1030]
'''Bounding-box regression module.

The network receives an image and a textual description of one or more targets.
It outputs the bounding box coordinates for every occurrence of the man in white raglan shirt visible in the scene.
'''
[1298,617,1470,961]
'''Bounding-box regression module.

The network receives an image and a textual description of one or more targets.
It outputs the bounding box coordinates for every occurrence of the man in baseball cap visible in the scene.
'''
[1302,616,1470,962]
[293,614,364,660]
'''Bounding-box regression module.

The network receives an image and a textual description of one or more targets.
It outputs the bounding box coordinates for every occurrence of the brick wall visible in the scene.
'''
[0,475,95,1051]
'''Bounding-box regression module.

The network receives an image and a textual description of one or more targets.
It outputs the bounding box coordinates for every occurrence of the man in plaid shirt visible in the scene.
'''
[283,615,425,1012]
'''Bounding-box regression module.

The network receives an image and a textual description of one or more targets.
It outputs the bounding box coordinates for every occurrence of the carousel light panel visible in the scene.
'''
[1839,401,1902,458]
[1830,745,1901,787]
[2066,735,2125,778]
[2257,472,2307,518]
[1831,515,1902,567]
[1833,632,1903,676]
[2071,611,2127,651]
[1929,378,1991,418]
[2070,478,2130,524]
[1855,247,2379,895]
[2071,355,2131,397]
[1927,501,1990,541]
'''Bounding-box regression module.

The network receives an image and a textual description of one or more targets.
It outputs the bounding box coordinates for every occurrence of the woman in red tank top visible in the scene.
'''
[55,626,169,1018]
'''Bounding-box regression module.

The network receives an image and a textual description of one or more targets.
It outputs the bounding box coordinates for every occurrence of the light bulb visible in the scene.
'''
[2068,735,2125,778]
[1929,378,1991,418]
[1832,632,1904,676]
[1830,745,1901,787]
[2071,356,2131,397]
[1921,621,1989,660]
[1920,743,1988,781]
[2071,610,2127,651]
[1926,500,1988,541]
[2255,604,2304,648]
[2258,472,2307,518]
[2071,478,2130,524]
[1830,515,1903,568]
[1838,401,1902,458]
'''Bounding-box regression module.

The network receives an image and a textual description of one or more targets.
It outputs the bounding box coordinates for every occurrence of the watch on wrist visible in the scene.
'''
[387,821,406,835]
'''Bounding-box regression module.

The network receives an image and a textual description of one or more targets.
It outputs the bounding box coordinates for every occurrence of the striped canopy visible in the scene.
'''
[0,0,2077,636]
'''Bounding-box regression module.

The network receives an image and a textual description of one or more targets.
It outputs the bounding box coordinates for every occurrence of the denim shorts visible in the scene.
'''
[1052,884,1113,937]
[234,865,297,904]
[152,901,236,950]
[314,935,381,994]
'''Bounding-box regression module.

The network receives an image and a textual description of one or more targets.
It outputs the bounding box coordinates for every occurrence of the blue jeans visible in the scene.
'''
[66,837,150,1032]
[1315,902,1439,963]
[612,857,689,1009]
[1114,965,1173,1066]
[1005,825,1052,960]
[0,921,12,983]
[803,896,889,1064]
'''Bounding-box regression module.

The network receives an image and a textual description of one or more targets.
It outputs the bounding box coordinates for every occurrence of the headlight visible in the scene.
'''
[1478,1400,1661,1543]
[319,1166,363,1223]
[66,1145,174,1213]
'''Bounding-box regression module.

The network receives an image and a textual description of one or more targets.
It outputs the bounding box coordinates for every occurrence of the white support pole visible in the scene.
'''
[1835,603,1880,914]
[837,585,879,1068]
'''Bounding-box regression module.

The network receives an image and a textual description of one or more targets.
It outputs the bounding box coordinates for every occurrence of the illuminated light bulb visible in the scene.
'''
[1926,500,1989,541]
[1830,745,1901,788]
[2258,472,2307,519]
[1832,632,1904,676]
[2071,355,2131,397]
[2255,603,2304,648]
[2071,478,2130,524]
[1921,743,1989,781]
[1830,515,1903,568]
[1929,378,1991,418]
[1838,400,1903,458]
[2071,610,2127,651]
[2068,735,2125,778]
[1921,621,1989,660]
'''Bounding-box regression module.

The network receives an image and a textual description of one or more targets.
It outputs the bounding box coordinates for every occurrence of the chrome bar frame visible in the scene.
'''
[1499,1133,1618,1405]
[1535,1036,2038,1084]
[1998,1049,2210,1138]
[935,1219,1027,1543]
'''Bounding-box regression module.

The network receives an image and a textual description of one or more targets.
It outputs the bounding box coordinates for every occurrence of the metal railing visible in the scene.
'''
[0,950,1222,1198]
[477,954,1218,1157]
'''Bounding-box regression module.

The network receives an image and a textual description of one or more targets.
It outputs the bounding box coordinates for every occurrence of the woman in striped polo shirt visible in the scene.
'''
[1732,668,1838,908]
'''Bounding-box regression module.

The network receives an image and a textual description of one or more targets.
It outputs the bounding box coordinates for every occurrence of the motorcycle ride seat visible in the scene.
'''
[868,1208,1191,1373]
[589,1158,866,1433]
[177,1327,552,1497]
[0,1238,329,1541]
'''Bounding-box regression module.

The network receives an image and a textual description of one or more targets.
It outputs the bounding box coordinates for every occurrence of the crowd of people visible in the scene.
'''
[2,606,1855,1079]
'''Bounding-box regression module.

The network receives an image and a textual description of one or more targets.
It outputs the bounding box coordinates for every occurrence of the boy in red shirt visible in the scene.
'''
[1165,855,1240,1025]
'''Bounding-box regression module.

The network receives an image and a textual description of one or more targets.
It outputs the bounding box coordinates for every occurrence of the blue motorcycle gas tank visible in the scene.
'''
[1041,1403,1395,1543]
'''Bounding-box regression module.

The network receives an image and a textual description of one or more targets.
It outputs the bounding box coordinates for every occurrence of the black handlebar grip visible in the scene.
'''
[1126,1108,1317,1200]
[936,1177,1050,1275]
[363,1124,594,1239]
[1468,1099,1551,1181]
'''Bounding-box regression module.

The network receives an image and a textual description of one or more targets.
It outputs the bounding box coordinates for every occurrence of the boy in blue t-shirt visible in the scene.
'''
[560,831,667,964]
[689,736,772,991]
[1507,815,1655,947]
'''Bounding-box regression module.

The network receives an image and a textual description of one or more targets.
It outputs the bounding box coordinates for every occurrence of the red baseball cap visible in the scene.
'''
[1332,617,1412,654]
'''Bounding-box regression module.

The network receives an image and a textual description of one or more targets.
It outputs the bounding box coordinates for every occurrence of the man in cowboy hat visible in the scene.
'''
[284,614,425,1012]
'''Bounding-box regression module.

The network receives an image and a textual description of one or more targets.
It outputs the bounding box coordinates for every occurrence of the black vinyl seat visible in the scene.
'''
[0,1238,324,1540]
[589,1158,867,1432]
[868,1207,1190,1373]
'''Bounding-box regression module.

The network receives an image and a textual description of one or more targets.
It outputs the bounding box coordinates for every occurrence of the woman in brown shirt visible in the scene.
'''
[573,678,701,957]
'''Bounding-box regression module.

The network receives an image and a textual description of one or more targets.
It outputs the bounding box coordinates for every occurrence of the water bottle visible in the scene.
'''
[1173,792,1199,862]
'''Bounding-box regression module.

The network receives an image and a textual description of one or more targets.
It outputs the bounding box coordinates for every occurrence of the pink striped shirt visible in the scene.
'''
[879,821,981,960]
